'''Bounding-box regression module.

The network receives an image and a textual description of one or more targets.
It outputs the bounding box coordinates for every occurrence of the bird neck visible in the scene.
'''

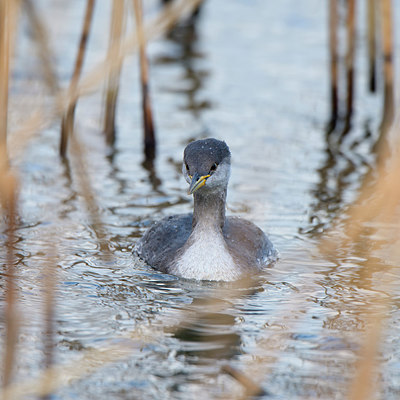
[192,188,227,231]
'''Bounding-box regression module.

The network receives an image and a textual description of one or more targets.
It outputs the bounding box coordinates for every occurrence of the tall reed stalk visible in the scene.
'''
[133,0,156,160]
[60,0,96,157]
[344,0,356,133]
[1,1,19,393]
[379,0,394,138]
[0,0,19,377]
[328,0,338,133]
[1,176,18,395]
[367,0,377,92]
[0,0,10,169]
[104,0,125,145]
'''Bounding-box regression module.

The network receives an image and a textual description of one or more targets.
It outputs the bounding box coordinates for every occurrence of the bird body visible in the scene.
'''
[136,138,277,281]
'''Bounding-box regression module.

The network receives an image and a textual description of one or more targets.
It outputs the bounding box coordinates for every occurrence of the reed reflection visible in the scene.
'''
[156,3,210,118]
[302,122,374,237]
[170,277,267,362]
[173,298,241,360]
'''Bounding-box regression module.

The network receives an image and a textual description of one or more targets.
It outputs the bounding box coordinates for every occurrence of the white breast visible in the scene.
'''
[170,228,242,281]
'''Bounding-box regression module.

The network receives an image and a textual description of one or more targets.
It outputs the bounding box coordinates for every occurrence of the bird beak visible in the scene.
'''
[188,173,210,195]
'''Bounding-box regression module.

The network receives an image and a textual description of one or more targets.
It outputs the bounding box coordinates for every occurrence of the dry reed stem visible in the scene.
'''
[1,172,18,394]
[0,0,20,392]
[60,0,96,157]
[0,0,10,169]
[378,0,394,142]
[367,0,377,92]
[7,0,203,162]
[133,0,156,159]
[104,0,125,145]
[23,0,59,94]
[344,0,356,133]
[328,0,338,132]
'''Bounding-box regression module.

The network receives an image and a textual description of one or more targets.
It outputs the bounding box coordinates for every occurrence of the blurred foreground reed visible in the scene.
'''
[1,0,399,399]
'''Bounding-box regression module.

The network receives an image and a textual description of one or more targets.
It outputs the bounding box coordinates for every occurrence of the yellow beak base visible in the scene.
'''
[188,174,210,195]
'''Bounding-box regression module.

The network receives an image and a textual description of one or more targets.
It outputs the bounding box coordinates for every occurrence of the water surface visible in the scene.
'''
[1,0,400,399]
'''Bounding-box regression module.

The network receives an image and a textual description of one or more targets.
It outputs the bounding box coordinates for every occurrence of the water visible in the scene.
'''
[1,0,400,399]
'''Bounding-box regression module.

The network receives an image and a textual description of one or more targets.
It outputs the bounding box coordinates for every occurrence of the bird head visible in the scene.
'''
[182,138,231,195]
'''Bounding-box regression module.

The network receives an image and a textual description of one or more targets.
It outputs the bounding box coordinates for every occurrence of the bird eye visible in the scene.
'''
[209,163,218,173]
[185,163,189,171]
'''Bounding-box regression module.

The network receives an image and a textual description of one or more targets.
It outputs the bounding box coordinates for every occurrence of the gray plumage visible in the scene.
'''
[136,138,277,281]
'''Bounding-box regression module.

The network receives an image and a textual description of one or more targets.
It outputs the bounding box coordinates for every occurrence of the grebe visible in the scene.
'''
[136,138,277,281]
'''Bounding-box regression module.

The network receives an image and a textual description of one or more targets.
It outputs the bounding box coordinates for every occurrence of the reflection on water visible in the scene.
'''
[173,308,240,360]
[1,0,400,399]
[155,3,210,119]
[302,121,375,236]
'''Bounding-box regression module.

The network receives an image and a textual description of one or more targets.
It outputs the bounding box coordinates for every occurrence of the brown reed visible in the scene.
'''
[0,0,10,169]
[328,0,338,133]
[1,173,18,395]
[367,0,377,92]
[1,0,20,393]
[133,0,156,160]
[344,0,356,133]
[60,0,96,157]
[378,0,394,140]
[104,0,125,145]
